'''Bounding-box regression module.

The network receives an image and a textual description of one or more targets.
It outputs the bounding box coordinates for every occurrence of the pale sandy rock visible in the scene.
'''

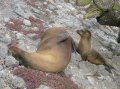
[31,27,39,31]
[0,43,8,57]
[0,65,3,70]
[16,32,24,40]
[11,76,26,89]
[36,85,51,89]
[23,19,31,26]
[5,56,17,67]
[4,18,10,22]
[12,0,35,19]
[0,79,10,89]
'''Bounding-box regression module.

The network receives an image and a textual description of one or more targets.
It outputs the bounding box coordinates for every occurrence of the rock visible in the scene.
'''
[97,10,120,27]
[0,36,11,44]
[16,32,24,40]
[11,76,26,89]
[4,18,10,22]
[64,0,70,3]
[5,56,17,68]
[0,65,3,71]
[43,2,47,5]
[36,85,51,89]
[12,0,35,19]
[0,70,13,88]
[5,34,11,43]
[98,65,110,76]
[0,43,8,57]
[0,56,5,65]
[31,27,39,31]
[48,4,57,10]
[0,70,26,89]
[26,33,37,39]
[23,19,31,26]
[0,79,9,89]
[0,24,5,29]
[93,0,115,10]
[3,87,11,89]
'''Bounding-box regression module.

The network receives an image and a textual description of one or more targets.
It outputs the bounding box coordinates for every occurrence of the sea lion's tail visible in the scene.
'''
[104,63,115,73]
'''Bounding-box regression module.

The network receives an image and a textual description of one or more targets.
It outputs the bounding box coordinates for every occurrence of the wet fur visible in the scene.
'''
[9,27,75,73]
[77,30,115,73]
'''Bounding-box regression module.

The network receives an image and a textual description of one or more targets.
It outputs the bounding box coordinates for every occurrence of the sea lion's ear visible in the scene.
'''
[76,30,84,36]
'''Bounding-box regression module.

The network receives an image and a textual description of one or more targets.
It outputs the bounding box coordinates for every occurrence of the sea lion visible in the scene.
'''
[9,27,76,73]
[76,29,115,73]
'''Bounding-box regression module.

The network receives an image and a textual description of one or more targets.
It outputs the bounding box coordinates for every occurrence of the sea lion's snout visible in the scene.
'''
[76,30,84,36]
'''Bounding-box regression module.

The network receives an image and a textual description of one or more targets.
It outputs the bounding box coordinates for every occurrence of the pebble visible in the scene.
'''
[48,5,57,10]
[12,0,35,19]
[0,79,8,89]
[32,27,39,31]
[5,34,11,43]
[5,56,17,67]
[4,18,10,22]
[11,76,26,89]
[23,19,31,26]
[43,2,47,5]
[16,32,24,40]
[0,43,8,57]
[36,85,51,89]
[0,65,3,70]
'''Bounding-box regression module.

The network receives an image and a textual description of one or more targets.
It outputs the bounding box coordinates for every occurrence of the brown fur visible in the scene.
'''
[9,27,75,73]
[76,30,114,73]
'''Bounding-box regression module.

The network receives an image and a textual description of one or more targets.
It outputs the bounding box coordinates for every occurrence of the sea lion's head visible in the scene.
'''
[76,30,91,39]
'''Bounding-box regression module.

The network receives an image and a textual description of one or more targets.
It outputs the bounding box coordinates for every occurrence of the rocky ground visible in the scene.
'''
[0,0,120,89]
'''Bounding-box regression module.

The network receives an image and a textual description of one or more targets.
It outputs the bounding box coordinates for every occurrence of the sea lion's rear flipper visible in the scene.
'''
[8,46,30,67]
[104,64,115,73]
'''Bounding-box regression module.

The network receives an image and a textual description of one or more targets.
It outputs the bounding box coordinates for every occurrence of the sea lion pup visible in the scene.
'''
[76,30,115,73]
[9,27,76,73]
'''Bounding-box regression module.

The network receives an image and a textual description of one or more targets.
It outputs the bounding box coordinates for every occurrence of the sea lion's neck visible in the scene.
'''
[80,37,91,51]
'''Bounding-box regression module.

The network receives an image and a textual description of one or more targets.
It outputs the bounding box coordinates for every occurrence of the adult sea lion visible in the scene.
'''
[76,29,115,73]
[9,27,76,73]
